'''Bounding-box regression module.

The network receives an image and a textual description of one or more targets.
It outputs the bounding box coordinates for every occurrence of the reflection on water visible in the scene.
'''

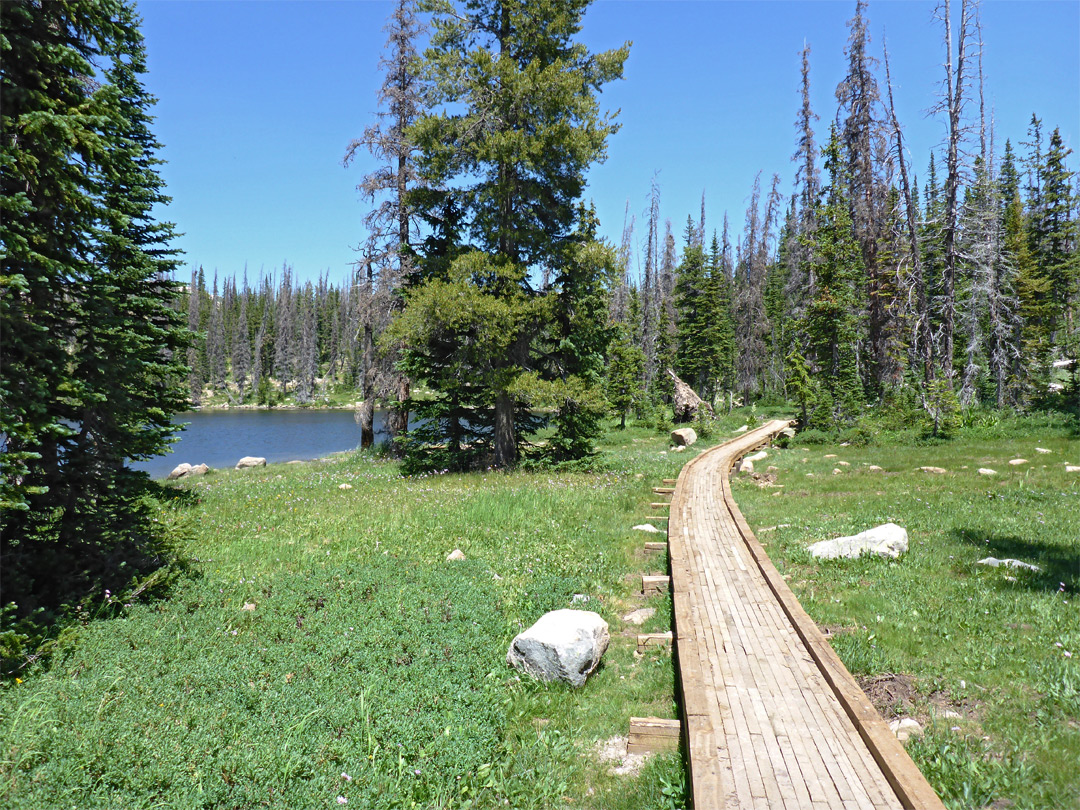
[133,409,392,479]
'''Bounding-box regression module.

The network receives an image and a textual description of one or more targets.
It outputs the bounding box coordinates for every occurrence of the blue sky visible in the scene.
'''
[137,0,1080,286]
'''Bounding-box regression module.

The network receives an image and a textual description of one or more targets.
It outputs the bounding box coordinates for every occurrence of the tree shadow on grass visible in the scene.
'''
[952,527,1080,592]
[1,478,200,678]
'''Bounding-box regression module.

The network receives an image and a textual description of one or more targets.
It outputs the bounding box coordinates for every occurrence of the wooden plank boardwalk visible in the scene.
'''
[667,420,945,810]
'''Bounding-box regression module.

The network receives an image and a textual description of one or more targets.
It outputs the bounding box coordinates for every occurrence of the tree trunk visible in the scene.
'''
[494,390,516,467]
[359,320,375,449]
[386,375,410,455]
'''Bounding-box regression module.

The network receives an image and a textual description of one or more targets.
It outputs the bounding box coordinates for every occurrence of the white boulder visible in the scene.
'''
[446,548,466,561]
[920,466,948,474]
[746,450,768,462]
[889,718,924,742]
[633,524,664,534]
[622,607,656,626]
[976,557,1040,572]
[1008,458,1028,466]
[738,459,754,475]
[506,609,610,687]
[808,523,909,560]
[236,456,267,469]
[167,463,193,480]
[977,468,997,476]
[670,427,697,447]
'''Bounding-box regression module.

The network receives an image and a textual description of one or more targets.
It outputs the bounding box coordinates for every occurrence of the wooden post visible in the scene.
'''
[627,717,681,754]
[642,575,671,596]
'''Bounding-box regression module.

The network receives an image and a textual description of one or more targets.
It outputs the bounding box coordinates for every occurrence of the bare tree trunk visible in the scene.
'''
[884,43,930,384]
[494,390,516,467]
[359,260,375,449]
[939,0,972,383]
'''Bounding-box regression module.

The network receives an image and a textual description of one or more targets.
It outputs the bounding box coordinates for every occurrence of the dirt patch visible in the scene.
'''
[858,673,918,718]
[595,735,651,777]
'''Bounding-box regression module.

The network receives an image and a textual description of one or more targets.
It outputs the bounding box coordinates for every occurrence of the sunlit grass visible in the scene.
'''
[0,413,763,809]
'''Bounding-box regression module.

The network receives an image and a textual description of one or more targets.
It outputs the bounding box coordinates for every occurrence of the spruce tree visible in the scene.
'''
[401,0,628,468]
[1,0,188,614]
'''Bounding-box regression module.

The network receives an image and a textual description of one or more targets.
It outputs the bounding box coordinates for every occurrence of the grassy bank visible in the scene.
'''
[733,416,1080,810]
[1,413,769,809]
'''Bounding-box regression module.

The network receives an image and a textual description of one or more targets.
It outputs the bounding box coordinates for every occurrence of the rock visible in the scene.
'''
[236,456,267,470]
[189,463,210,476]
[868,465,884,472]
[672,445,686,453]
[766,465,778,473]
[241,602,256,611]
[781,426,796,438]
[670,427,698,447]
[1067,466,1080,473]
[746,450,768,462]
[167,463,193,480]
[287,460,304,465]
[633,524,664,534]
[838,461,850,466]
[976,557,1040,572]
[622,607,656,626]
[506,609,610,687]
[808,523,909,560]
[338,483,353,490]
[920,466,948,474]
[735,425,749,433]
[889,718,924,742]
[943,710,962,719]
[667,369,712,423]
[739,459,754,475]
[832,468,843,475]
[446,549,466,561]
[1036,448,1051,454]
[978,468,997,475]
[634,473,644,480]
[824,454,838,459]
[1008,458,1028,466]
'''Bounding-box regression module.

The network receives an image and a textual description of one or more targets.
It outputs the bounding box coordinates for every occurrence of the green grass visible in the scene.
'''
[0,410,764,809]
[7,410,1072,808]
[733,423,1080,810]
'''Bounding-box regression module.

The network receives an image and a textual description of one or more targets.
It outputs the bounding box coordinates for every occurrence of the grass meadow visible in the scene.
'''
[1,416,740,809]
[2,410,1076,809]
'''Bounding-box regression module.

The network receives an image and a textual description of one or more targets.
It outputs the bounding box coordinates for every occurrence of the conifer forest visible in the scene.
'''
[173,0,1077,470]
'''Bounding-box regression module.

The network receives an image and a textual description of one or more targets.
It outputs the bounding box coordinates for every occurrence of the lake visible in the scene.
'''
[133,409,393,479]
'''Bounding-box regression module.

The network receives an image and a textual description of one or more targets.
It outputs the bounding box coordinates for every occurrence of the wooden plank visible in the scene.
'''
[637,631,673,654]
[653,486,676,494]
[660,418,943,810]
[642,574,671,596]
[644,540,667,553]
[649,502,671,508]
[627,717,681,754]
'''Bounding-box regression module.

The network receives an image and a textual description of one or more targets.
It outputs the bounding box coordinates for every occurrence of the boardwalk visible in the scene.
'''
[667,421,945,810]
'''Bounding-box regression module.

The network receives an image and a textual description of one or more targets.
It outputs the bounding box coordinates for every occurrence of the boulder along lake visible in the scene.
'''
[133,408,398,479]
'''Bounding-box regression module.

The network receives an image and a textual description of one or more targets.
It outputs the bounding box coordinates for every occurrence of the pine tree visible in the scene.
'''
[401,0,628,468]
[1,0,188,614]
[801,129,864,423]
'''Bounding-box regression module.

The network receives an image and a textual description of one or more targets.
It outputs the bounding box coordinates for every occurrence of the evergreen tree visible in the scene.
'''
[401,0,628,468]
[605,325,646,428]
[1,0,188,614]
[801,129,864,423]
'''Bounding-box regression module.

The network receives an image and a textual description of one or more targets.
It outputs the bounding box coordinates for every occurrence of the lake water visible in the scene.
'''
[133,409,393,479]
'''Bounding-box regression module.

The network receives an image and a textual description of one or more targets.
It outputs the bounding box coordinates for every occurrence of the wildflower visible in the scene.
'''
[337,797,348,805]
[341,773,351,781]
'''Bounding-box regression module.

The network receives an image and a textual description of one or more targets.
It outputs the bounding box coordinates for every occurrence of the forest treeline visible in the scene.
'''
[190,0,1077,465]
